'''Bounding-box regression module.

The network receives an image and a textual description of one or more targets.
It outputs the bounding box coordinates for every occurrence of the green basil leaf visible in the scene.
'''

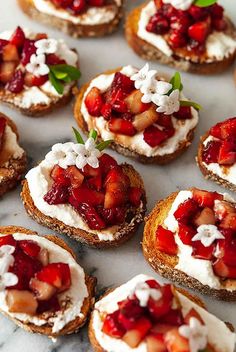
[73,127,84,144]
[49,71,64,95]
[89,129,98,140]
[180,100,202,110]
[51,64,81,80]
[96,140,112,151]
[169,72,183,94]
[194,0,217,7]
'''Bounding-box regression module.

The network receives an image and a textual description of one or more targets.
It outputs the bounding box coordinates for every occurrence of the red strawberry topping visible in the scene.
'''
[156,226,177,255]
[10,26,25,48]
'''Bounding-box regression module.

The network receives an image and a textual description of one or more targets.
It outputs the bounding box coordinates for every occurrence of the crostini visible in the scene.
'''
[0,112,26,196]
[74,64,200,164]
[0,226,96,338]
[18,0,123,38]
[197,117,236,192]
[21,129,146,248]
[125,0,236,74]
[0,26,80,117]
[89,274,236,352]
[143,188,236,300]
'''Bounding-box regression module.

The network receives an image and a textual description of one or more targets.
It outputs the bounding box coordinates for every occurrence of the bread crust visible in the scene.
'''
[0,225,96,338]
[142,191,236,301]
[125,2,236,74]
[0,113,27,196]
[18,0,123,38]
[74,69,196,165]
[21,163,146,248]
[197,131,236,192]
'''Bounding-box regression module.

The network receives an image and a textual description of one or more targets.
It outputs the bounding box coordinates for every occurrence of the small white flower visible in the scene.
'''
[131,63,157,90]
[179,317,208,352]
[0,245,18,292]
[130,282,162,307]
[56,39,78,66]
[73,138,101,170]
[163,0,193,11]
[153,89,180,115]
[192,225,225,247]
[45,142,76,169]
[140,78,172,103]
[35,38,58,55]
[26,54,49,77]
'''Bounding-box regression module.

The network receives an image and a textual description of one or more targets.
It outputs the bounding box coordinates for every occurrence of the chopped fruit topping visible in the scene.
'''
[174,106,192,120]
[36,263,71,292]
[146,333,167,352]
[192,241,215,260]
[194,207,216,227]
[143,125,169,148]
[125,89,151,114]
[21,39,36,65]
[2,44,19,62]
[188,21,209,44]
[148,284,173,319]
[174,198,199,223]
[202,140,221,164]
[6,290,38,315]
[65,165,84,188]
[85,87,104,116]
[133,108,159,132]
[122,317,152,348]
[192,189,223,208]
[0,62,17,84]
[0,234,16,247]
[129,187,143,207]
[70,186,104,207]
[213,259,236,279]
[51,164,70,186]
[6,69,24,93]
[10,27,25,48]
[220,213,236,231]
[112,72,134,94]
[210,118,236,140]
[44,183,69,205]
[98,206,127,226]
[24,73,48,87]
[99,153,118,175]
[218,140,236,166]
[146,13,170,34]
[178,223,196,245]
[108,118,136,136]
[102,310,126,338]
[37,295,60,314]
[214,200,236,221]
[30,278,57,301]
[19,240,41,258]
[77,203,106,230]
[165,328,189,351]
[118,298,145,330]
[156,226,177,255]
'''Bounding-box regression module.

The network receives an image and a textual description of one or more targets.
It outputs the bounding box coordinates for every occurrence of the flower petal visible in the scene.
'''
[75,154,87,170]
[2,272,18,287]
[87,155,99,169]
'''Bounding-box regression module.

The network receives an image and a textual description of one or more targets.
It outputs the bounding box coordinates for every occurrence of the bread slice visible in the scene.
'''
[18,0,123,38]
[0,225,96,338]
[143,191,236,301]
[125,2,236,74]
[21,163,147,248]
[74,69,196,165]
[0,113,27,196]
[197,131,236,192]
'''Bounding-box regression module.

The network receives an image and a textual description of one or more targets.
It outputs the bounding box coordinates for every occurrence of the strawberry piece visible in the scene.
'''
[168,30,187,48]
[50,164,70,186]
[210,118,236,140]
[214,200,236,221]
[146,333,167,352]
[98,206,127,226]
[129,187,143,207]
[170,13,191,34]
[0,62,17,83]
[184,308,204,325]
[213,258,236,279]
[174,106,192,120]
[151,323,175,335]
[6,290,38,315]
[29,278,56,301]
[174,198,199,223]
[133,108,159,132]
[106,87,125,106]
[0,234,16,247]
[0,39,9,54]
[178,223,196,245]
[146,279,161,289]
[146,13,170,34]
[109,118,136,136]
[188,21,209,44]
[105,166,130,189]
[210,3,224,19]
[37,295,60,314]
[101,103,112,120]
[87,174,102,191]
[161,309,183,326]
[122,317,152,348]
[70,0,86,13]
[44,183,69,205]
[112,100,128,113]
[104,166,130,209]
[65,165,84,188]
[85,87,103,116]
[202,140,221,164]
[212,18,227,31]
[125,89,151,114]
[2,44,19,62]
[148,284,173,320]
[157,114,173,130]
[217,238,236,266]
[46,53,65,65]
[156,226,177,255]
[143,125,169,148]
[189,5,208,20]
[118,297,144,330]
[10,27,25,48]
[192,189,223,208]
[165,328,189,351]
[111,72,134,94]
[192,241,215,260]
[70,185,104,207]
[99,153,118,175]
[6,69,24,93]
[76,203,106,229]
[220,213,236,231]
[194,207,216,227]
[24,72,48,87]
[102,310,126,338]
[19,240,41,258]
[36,263,71,292]
[83,164,101,178]
[0,117,6,150]
[218,140,236,165]
[21,39,36,65]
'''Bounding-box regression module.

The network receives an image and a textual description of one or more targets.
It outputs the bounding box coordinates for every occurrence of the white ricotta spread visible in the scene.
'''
[33,0,121,25]
[92,274,235,352]
[202,135,236,186]
[0,232,88,334]
[138,1,236,62]
[1,125,24,163]
[81,65,199,158]
[164,190,236,291]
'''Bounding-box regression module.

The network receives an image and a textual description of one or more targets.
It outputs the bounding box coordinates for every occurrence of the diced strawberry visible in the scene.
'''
[192,189,223,208]
[174,198,199,223]
[70,0,86,13]
[10,27,25,48]
[146,13,170,34]
[157,114,173,129]
[151,323,175,335]
[106,87,125,106]
[210,3,224,19]
[50,164,70,186]
[99,153,118,175]
[202,140,221,164]
[0,62,17,83]
[21,39,36,65]
[184,308,204,325]
[44,183,69,205]
[104,182,128,209]
[70,185,104,207]
[36,263,71,292]
[83,164,101,178]
[76,202,106,230]
[155,226,177,255]
[213,258,236,279]
[98,206,127,226]
[2,44,19,62]
[46,53,66,65]
[37,295,60,314]
[146,333,167,352]
[165,328,189,351]
[122,317,152,348]
[133,108,159,132]
[194,207,216,227]
[85,87,103,116]
[24,72,48,87]
[217,237,236,266]
[210,118,236,140]
[6,290,38,315]
[170,13,191,34]
[146,279,162,290]
[0,39,9,54]
[109,118,136,136]
[111,72,134,94]
[174,106,192,120]
[161,309,183,327]
[218,140,236,166]
[105,166,130,191]
[143,125,169,148]
[168,30,187,48]
[214,200,236,221]
[19,240,41,258]
[118,297,144,330]
[125,89,151,114]
[87,174,102,191]
[102,310,126,338]
[6,69,24,93]
[189,5,208,20]
[129,187,143,207]
[178,224,196,245]
[0,234,16,247]
[188,21,209,43]
[212,18,227,31]
[29,278,57,301]
[192,241,215,260]
[220,213,236,231]
[65,165,84,188]
[148,284,173,320]
[101,103,112,120]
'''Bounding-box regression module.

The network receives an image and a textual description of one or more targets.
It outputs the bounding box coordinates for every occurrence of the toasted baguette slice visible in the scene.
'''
[18,0,123,38]
[0,113,27,196]
[197,131,236,192]
[143,191,236,301]
[21,163,146,248]
[74,68,197,164]
[125,3,236,74]
[0,225,96,338]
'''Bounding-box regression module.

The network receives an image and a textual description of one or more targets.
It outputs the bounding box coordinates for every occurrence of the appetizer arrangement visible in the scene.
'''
[0,226,96,337]
[143,188,236,300]
[125,0,236,74]
[0,26,80,116]
[0,113,26,196]
[18,0,123,37]
[21,129,146,248]
[197,117,236,192]
[74,64,200,164]
[89,274,236,352]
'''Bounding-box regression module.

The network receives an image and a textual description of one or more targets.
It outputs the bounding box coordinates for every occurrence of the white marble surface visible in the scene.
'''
[0,1,236,351]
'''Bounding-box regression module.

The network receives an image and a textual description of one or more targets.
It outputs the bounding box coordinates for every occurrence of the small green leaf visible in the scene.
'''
[49,71,64,95]
[50,64,81,81]
[89,129,98,140]
[194,0,217,7]
[96,140,112,151]
[180,100,202,110]
[169,72,183,94]
[73,127,84,144]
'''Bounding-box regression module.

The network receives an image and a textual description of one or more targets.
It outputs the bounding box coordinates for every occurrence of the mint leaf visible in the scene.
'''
[169,72,183,94]
[180,100,202,110]
[89,129,98,141]
[73,127,84,144]
[194,0,217,7]
[50,64,81,81]
[49,71,64,94]
[96,140,112,151]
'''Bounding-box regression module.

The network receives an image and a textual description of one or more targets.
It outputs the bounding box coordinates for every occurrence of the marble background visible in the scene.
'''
[0,0,236,351]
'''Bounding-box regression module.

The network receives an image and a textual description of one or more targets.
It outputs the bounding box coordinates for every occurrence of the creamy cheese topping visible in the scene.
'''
[138,1,236,62]
[33,0,121,25]
[202,135,236,185]
[0,125,24,167]
[81,65,199,158]
[0,232,88,333]
[164,190,236,291]
[93,274,236,352]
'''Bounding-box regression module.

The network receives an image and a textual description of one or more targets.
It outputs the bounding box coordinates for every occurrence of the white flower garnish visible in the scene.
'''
[131,63,156,90]
[140,78,172,104]
[35,38,58,56]
[73,137,101,170]
[56,39,78,66]
[179,317,208,352]
[26,54,49,77]
[163,0,194,11]
[153,89,180,115]
[0,245,18,292]
[192,224,225,247]
[130,282,162,307]
[45,142,76,169]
